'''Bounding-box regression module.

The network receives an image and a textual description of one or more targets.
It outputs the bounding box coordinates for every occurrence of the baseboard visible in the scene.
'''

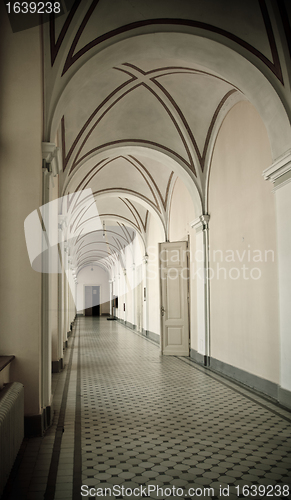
[52,358,63,373]
[24,405,52,437]
[125,321,134,329]
[188,350,288,405]
[147,330,160,344]
[209,357,278,400]
[190,348,205,365]
[142,328,160,345]
[278,386,291,410]
[108,321,291,410]
[116,319,160,345]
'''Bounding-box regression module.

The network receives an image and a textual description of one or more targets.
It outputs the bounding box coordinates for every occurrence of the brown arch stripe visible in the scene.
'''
[56,1,282,83]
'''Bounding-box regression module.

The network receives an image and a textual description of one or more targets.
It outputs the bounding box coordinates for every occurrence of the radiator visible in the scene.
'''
[0,382,24,496]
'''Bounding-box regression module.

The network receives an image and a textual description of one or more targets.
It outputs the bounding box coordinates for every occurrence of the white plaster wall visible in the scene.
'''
[112,262,121,319]
[0,14,42,415]
[116,272,122,320]
[49,270,59,360]
[124,243,134,326]
[168,178,197,350]
[146,214,165,337]
[66,269,77,326]
[49,179,60,362]
[111,233,145,325]
[76,266,110,314]
[118,261,126,322]
[208,101,279,383]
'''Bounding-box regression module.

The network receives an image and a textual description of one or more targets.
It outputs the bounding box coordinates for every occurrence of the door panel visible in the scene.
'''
[167,327,182,345]
[85,286,92,316]
[135,266,143,332]
[160,241,189,356]
[92,286,100,316]
[166,274,181,319]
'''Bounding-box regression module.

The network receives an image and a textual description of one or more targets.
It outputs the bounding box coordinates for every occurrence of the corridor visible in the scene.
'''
[3,318,291,500]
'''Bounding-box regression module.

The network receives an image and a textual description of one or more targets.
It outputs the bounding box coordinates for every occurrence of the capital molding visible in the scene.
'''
[190,214,210,232]
[58,215,67,232]
[42,142,61,176]
[263,149,291,189]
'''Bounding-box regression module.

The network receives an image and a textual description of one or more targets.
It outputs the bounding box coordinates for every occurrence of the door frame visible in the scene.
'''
[83,284,102,316]
[159,240,190,356]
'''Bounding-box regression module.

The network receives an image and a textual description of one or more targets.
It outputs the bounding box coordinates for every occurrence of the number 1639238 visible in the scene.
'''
[6,2,61,14]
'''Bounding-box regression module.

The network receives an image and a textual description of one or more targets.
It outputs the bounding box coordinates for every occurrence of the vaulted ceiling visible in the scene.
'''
[43,0,291,276]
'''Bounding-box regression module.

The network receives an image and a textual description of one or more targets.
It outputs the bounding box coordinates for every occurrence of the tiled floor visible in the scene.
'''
[2,317,291,500]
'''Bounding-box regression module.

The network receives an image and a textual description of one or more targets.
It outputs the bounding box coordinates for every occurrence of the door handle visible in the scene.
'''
[161,306,165,316]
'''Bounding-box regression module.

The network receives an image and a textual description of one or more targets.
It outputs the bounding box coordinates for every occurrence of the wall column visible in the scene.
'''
[39,165,52,425]
[117,272,120,319]
[123,268,127,323]
[132,263,136,329]
[191,215,210,365]
[0,11,43,433]
[142,254,149,335]
[263,150,291,409]
[109,279,114,317]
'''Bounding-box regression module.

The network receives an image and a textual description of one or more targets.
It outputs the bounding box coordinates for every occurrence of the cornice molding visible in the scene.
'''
[42,142,61,176]
[263,149,291,183]
[190,214,210,232]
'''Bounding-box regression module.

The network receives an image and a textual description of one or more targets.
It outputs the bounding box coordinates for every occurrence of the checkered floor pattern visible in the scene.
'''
[3,317,291,500]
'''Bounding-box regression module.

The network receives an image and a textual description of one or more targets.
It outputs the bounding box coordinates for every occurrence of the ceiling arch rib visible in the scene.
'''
[74,243,122,262]
[71,222,141,277]
[61,154,201,281]
[50,32,291,167]
[54,28,267,277]
[64,81,196,177]
[61,152,177,244]
[74,228,133,255]
[44,5,291,287]
[77,260,110,275]
[59,142,203,280]
[64,154,173,214]
[58,64,244,180]
[62,146,203,216]
[48,0,283,83]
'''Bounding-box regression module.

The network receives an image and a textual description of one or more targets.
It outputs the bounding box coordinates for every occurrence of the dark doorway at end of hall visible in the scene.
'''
[85,285,100,316]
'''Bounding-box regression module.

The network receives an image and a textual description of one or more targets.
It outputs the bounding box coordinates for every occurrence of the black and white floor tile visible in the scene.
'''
[2,317,291,500]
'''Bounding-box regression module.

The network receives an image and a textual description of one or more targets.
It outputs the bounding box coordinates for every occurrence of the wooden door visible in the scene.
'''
[85,286,92,316]
[160,241,189,356]
[92,286,100,316]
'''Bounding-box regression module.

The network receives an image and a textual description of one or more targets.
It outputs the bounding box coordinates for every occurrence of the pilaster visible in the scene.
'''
[142,254,149,334]
[191,215,210,365]
[264,150,291,401]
